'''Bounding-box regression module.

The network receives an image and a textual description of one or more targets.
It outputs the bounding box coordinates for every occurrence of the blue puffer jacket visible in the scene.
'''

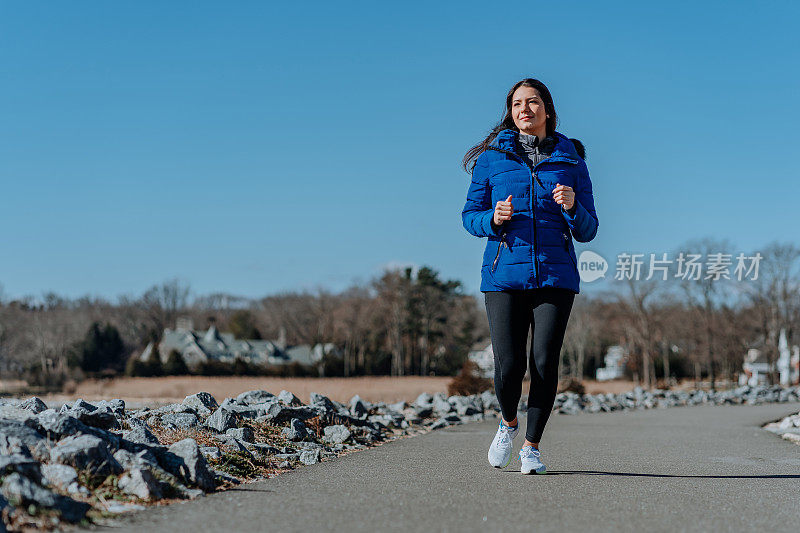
[461,129,598,293]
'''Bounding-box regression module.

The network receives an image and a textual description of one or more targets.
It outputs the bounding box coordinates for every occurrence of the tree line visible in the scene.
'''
[0,266,485,388]
[0,239,798,391]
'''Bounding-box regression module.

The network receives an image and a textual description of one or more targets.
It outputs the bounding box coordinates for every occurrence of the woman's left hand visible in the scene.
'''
[553,184,575,210]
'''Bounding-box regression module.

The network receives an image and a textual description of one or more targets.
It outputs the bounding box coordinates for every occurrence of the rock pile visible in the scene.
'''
[549,384,800,415]
[1,383,797,529]
[762,410,800,445]
[0,388,494,530]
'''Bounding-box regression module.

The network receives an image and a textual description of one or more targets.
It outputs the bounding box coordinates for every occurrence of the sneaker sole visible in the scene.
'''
[488,451,513,469]
[521,466,547,474]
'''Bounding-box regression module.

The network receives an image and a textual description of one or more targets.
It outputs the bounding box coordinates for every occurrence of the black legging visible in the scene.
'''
[484,288,575,443]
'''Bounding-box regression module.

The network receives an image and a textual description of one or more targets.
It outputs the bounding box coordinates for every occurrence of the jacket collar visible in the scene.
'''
[489,129,580,163]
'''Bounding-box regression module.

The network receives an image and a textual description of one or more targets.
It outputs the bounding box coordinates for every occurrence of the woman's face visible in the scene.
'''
[510,85,548,136]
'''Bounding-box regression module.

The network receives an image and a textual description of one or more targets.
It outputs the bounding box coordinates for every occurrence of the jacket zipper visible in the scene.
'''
[486,146,548,288]
[563,231,577,269]
[491,231,508,273]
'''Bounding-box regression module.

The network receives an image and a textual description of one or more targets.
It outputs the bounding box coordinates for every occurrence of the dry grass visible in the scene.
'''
[42,376,454,406]
[147,420,293,482]
[32,376,647,407]
[0,379,29,395]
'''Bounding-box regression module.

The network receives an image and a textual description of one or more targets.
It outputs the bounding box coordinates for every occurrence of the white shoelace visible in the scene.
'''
[520,446,541,458]
[497,424,516,445]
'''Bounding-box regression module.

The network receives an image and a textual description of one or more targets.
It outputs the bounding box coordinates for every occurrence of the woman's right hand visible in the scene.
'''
[493,195,514,226]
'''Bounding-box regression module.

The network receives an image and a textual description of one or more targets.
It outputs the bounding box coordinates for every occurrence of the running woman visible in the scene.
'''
[461,78,599,474]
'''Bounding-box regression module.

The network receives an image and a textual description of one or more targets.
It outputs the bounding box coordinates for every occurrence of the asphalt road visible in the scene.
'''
[95,402,800,533]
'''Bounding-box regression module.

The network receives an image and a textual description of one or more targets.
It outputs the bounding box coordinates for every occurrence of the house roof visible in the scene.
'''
[158,325,329,367]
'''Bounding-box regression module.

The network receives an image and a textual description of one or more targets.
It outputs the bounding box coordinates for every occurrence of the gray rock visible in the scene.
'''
[113,448,159,471]
[50,434,122,476]
[165,438,216,492]
[388,400,407,412]
[119,467,163,500]
[95,399,126,417]
[559,398,582,415]
[104,501,146,513]
[225,427,254,442]
[210,467,241,485]
[282,418,313,441]
[66,398,120,430]
[176,486,204,500]
[433,396,453,414]
[37,410,121,449]
[1,472,91,523]
[223,401,278,419]
[412,405,434,418]
[31,440,52,462]
[349,394,370,418]
[449,395,482,416]
[299,448,321,465]
[41,464,78,490]
[200,446,222,460]
[429,417,450,430]
[366,414,390,429]
[293,441,323,450]
[18,397,48,414]
[322,424,351,444]
[123,424,160,445]
[350,425,381,444]
[0,418,44,449]
[0,494,8,530]
[182,392,219,416]
[260,403,320,424]
[205,407,239,433]
[37,410,81,438]
[161,412,200,430]
[247,443,281,456]
[443,414,464,424]
[413,392,434,407]
[235,390,275,405]
[215,436,254,457]
[0,403,37,424]
[309,392,337,413]
[0,453,42,483]
[0,433,32,456]
[278,390,303,406]
[480,390,501,411]
[274,452,300,461]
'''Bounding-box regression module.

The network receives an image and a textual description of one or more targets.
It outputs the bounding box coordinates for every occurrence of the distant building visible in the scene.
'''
[468,341,494,378]
[740,328,800,386]
[139,319,337,371]
[596,345,628,381]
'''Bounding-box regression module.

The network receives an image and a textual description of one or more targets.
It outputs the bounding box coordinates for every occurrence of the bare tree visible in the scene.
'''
[562,295,600,380]
[139,278,192,340]
[742,242,800,384]
[671,238,736,391]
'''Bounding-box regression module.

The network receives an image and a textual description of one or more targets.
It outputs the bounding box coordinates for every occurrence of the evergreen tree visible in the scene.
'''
[163,349,189,375]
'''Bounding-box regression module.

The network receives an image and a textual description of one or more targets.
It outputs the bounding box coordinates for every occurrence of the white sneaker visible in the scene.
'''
[520,445,547,474]
[488,421,519,468]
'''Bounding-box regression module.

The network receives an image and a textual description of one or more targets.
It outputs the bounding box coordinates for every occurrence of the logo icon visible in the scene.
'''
[578,250,607,283]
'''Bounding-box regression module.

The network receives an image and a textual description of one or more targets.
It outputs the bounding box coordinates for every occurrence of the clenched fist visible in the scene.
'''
[553,184,575,210]
[493,195,513,226]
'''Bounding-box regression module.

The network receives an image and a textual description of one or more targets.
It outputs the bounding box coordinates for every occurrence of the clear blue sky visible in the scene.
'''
[1,1,798,302]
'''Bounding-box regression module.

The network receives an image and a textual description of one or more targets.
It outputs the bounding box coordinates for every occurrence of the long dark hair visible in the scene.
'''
[462,78,558,172]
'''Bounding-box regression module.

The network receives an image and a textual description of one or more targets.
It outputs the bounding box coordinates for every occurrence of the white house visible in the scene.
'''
[596,345,628,381]
[740,328,800,386]
[139,318,331,371]
[468,341,494,378]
